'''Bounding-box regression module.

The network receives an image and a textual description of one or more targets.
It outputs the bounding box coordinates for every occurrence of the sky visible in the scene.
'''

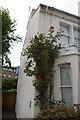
[1,0,80,67]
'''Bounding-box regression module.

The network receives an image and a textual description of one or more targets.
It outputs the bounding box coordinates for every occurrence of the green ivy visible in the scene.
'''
[23,26,61,109]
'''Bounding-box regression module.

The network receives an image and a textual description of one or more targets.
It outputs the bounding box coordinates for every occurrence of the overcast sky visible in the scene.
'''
[1,0,80,67]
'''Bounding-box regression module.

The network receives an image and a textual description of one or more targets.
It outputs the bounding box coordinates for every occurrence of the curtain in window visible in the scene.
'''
[60,25,69,47]
[60,64,72,107]
[74,29,80,46]
[61,87,72,107]
[60,66,71,86]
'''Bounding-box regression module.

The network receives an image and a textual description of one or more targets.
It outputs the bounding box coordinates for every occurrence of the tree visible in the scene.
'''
[23,26,61,109]
[1,7,22,67]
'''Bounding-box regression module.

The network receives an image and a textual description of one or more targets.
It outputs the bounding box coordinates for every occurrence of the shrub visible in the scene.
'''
[2,78,17,92]
[36,105,79,120]
[7,88,17,92]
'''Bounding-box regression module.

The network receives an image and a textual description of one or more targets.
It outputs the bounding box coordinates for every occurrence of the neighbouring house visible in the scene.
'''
[16,4,80,118]
[1,66,20,79]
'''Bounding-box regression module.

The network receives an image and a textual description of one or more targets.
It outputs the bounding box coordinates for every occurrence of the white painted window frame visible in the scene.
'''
[59,63,73,106]
[60,22,70,47]
[73,27,80,46]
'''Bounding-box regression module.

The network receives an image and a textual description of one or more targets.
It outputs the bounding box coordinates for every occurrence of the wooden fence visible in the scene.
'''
[2,92,16,111]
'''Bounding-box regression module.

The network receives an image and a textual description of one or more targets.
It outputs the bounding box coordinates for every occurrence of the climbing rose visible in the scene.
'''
[24,68,28,73]
[38,75,42,81]
[49,26,54,32]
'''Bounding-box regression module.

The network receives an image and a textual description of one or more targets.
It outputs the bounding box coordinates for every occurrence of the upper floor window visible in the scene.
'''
[73,27,80,46]
[60,24,70,47]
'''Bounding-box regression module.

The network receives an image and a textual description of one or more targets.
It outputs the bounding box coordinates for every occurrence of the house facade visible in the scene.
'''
[16,4,80,118]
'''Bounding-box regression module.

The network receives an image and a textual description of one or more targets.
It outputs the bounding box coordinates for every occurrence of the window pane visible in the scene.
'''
[74,29,80,39]
[61,36,69,46]
[60,26,69,36]
[60,65,71,86]
[61,87,72,107]
[74,38,80,46]
[74,29,80,47]
[78,39,80,46]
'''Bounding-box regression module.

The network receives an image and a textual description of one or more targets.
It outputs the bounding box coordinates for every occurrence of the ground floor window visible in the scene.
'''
[60,63,73,107]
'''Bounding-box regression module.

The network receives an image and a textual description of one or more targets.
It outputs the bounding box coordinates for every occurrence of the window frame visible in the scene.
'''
[73,27,80,46]
[59,63,73,106]
[60,22,70,47]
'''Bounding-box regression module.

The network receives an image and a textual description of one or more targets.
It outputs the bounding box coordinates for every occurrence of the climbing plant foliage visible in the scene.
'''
[22,26,61,110]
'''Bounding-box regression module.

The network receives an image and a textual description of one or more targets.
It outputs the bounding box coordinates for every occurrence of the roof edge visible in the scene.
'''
[39,3,80,19]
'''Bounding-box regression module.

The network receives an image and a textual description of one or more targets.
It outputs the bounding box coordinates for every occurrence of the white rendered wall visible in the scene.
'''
[78,55,80,103]
[78,1,80,16]
[16,8,40,118]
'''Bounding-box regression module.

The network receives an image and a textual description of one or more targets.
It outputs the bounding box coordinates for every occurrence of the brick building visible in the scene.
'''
[2,66,20,79]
